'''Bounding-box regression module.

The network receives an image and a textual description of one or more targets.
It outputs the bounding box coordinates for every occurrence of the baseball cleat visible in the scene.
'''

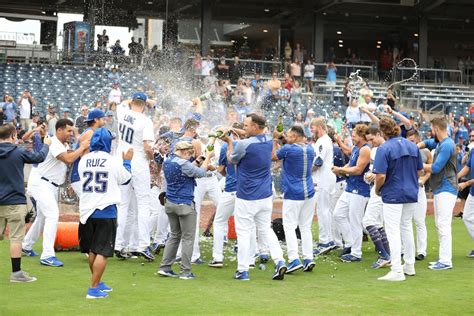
[371,257,391,269]
[138,247,155,261]
[302,259,316,272]
[179,272,196,280]
[208,260,224,268]
[40,256,64,267]
[272,261,287,280]
[234,271,250,281]
[286,259,303,274]
[22,249,39,257]
[97,282,113,292]
[403,264,416,276]
[378,271,405,282]
[156,270,179,278]
[340,254,361,263]
[429,262,452,270]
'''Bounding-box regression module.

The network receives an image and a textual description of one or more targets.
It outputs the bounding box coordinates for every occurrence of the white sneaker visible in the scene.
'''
[377,271,406,281]
[403,264,416,276]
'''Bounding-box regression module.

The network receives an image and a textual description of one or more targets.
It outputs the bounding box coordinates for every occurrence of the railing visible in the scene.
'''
[394,67,463,85]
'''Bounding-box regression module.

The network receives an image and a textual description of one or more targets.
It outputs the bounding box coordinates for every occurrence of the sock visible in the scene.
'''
[378,227,391,256]
[11,257,21,273]
[366,226,389,259]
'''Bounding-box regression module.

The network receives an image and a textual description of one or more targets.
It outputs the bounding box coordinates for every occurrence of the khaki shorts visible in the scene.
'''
[0,205,27,243]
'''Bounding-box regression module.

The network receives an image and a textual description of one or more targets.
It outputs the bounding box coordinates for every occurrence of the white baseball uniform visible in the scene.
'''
[23,136,67,260]
[115,104,154,252]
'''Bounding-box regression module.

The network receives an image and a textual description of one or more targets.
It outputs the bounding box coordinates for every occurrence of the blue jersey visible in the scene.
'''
[276,143,315,200]
[71,128,92,183]
[345,144,370,197]
[333,144,347,183]
[373,137,423,204]
[468,151,474,196]
[424,137,457,195]
[164,155,207,205]
[219,142,237,192]
[229,134,273,201]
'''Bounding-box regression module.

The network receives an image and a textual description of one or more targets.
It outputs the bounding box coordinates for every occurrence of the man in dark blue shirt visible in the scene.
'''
[0,124,49,282]
[373,117,423,281]
[457,150,474,258]
[223,113,287,281]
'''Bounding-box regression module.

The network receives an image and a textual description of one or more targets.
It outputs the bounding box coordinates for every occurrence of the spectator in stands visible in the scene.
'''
[46,105,59,136]
[328,111,344,134]
[137,38,145,65]
[468,130,474,150]
[284,42,292,60]
[294,43,304,63]
[290,59,302,81]
[342,80,352,107]
[386,88,397,110]
[268,72,282,96]
[229,57,244,84]
[346,99,361,127]
[203,70,218,91]
[0,96,17,124]
[129,37,138,64]
[275,85,290,113]
[105,110,118,137]
[108,82,122,104]
[243,79,254,106]
[283,73,293,92]
[304,59,315,93]
[62,109,72,121]
[75,105,89,134]
[454,115,470,144]
[325,62,337,87]
[97,30,109,53]
[192,53,202,84]
[216,57,229,80]
[290,80,302,108]
[17,90,35,131]
[111,40,125,64]
[325,47,336,63]
[304,109,315,137]
[359,92,377,123]
[28,112,40,132]
[250,73,264,94]
[108,67,121,82]
[201,55,214,78]
[465,56,473,85]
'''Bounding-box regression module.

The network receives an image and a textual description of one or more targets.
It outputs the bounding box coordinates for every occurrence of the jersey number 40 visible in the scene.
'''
[119,123,134,144]
[83,171,109,193]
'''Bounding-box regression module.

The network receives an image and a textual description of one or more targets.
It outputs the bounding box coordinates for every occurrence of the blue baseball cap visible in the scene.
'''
[132,92,147,103]
[85,109,105,122]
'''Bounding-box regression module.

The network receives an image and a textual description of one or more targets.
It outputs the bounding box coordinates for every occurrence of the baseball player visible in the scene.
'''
[331,124,371,263]
[222,113,287,281]
[374,117,422,281]
[418,117,457,270]
[272,125,317,273]
[362,126,391,269]
[22,119,90,266]
[457,149,474,258]
[310,118,337,256]
[70,109,106,196]
[407,130,431,261]
[78,128,133,299]
[114,92,155,261]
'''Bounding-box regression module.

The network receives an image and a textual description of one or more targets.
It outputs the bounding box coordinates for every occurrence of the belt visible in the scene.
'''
[41,177,59,187]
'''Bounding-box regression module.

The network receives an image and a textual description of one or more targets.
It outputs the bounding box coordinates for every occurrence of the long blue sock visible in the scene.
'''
[378,227,390,256]
[366,225,389,259]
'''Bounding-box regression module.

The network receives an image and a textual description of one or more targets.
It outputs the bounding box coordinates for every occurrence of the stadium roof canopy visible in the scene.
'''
[0,0,473,31]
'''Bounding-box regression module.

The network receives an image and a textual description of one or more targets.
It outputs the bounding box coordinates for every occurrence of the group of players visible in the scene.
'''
[0,91,473,299]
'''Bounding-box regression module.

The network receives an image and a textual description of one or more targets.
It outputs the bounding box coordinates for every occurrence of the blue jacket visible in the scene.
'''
[0,143,49,205]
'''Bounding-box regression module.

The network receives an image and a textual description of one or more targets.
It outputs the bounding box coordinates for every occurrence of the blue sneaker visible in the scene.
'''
[259,254,270,263]
[302,259,316,272]
[22,248,39,257]
[191,258,205,265]
[340,254,362,263]
[97,282,112,292]
[180,272,196,280]
[40,256,64,267]
[313,242,337,256]
[286,259,303,274]
[339,247,351,257]
[429,262,453,270]
[156,270,179,278]
[138,247,155,261]
[272,261,287,280]
[371,257,391,269]
[151,243,165,255]
[234,271,250,281]
[86,287,108,299]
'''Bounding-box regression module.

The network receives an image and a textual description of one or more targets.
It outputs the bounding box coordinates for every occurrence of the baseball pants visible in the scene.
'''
[333,191,369,258]
[382,202,416,273]
[463,194,474,240]
[212,191,236,262]
[413,186,428,256]
[362,187,384,228]
[282,197,316,261]
[22,178,59,260]
[234,196,284,272]
[330,181,345,247]
[316,187,334,244]
[433,192,457,266]
[150,186,169,244]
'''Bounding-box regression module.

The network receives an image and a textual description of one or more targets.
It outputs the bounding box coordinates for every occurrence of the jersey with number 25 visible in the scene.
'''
[78,150,132,224]
[117,105,154,162]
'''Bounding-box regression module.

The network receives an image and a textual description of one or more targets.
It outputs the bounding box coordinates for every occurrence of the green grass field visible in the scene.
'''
[0,216,473,315]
